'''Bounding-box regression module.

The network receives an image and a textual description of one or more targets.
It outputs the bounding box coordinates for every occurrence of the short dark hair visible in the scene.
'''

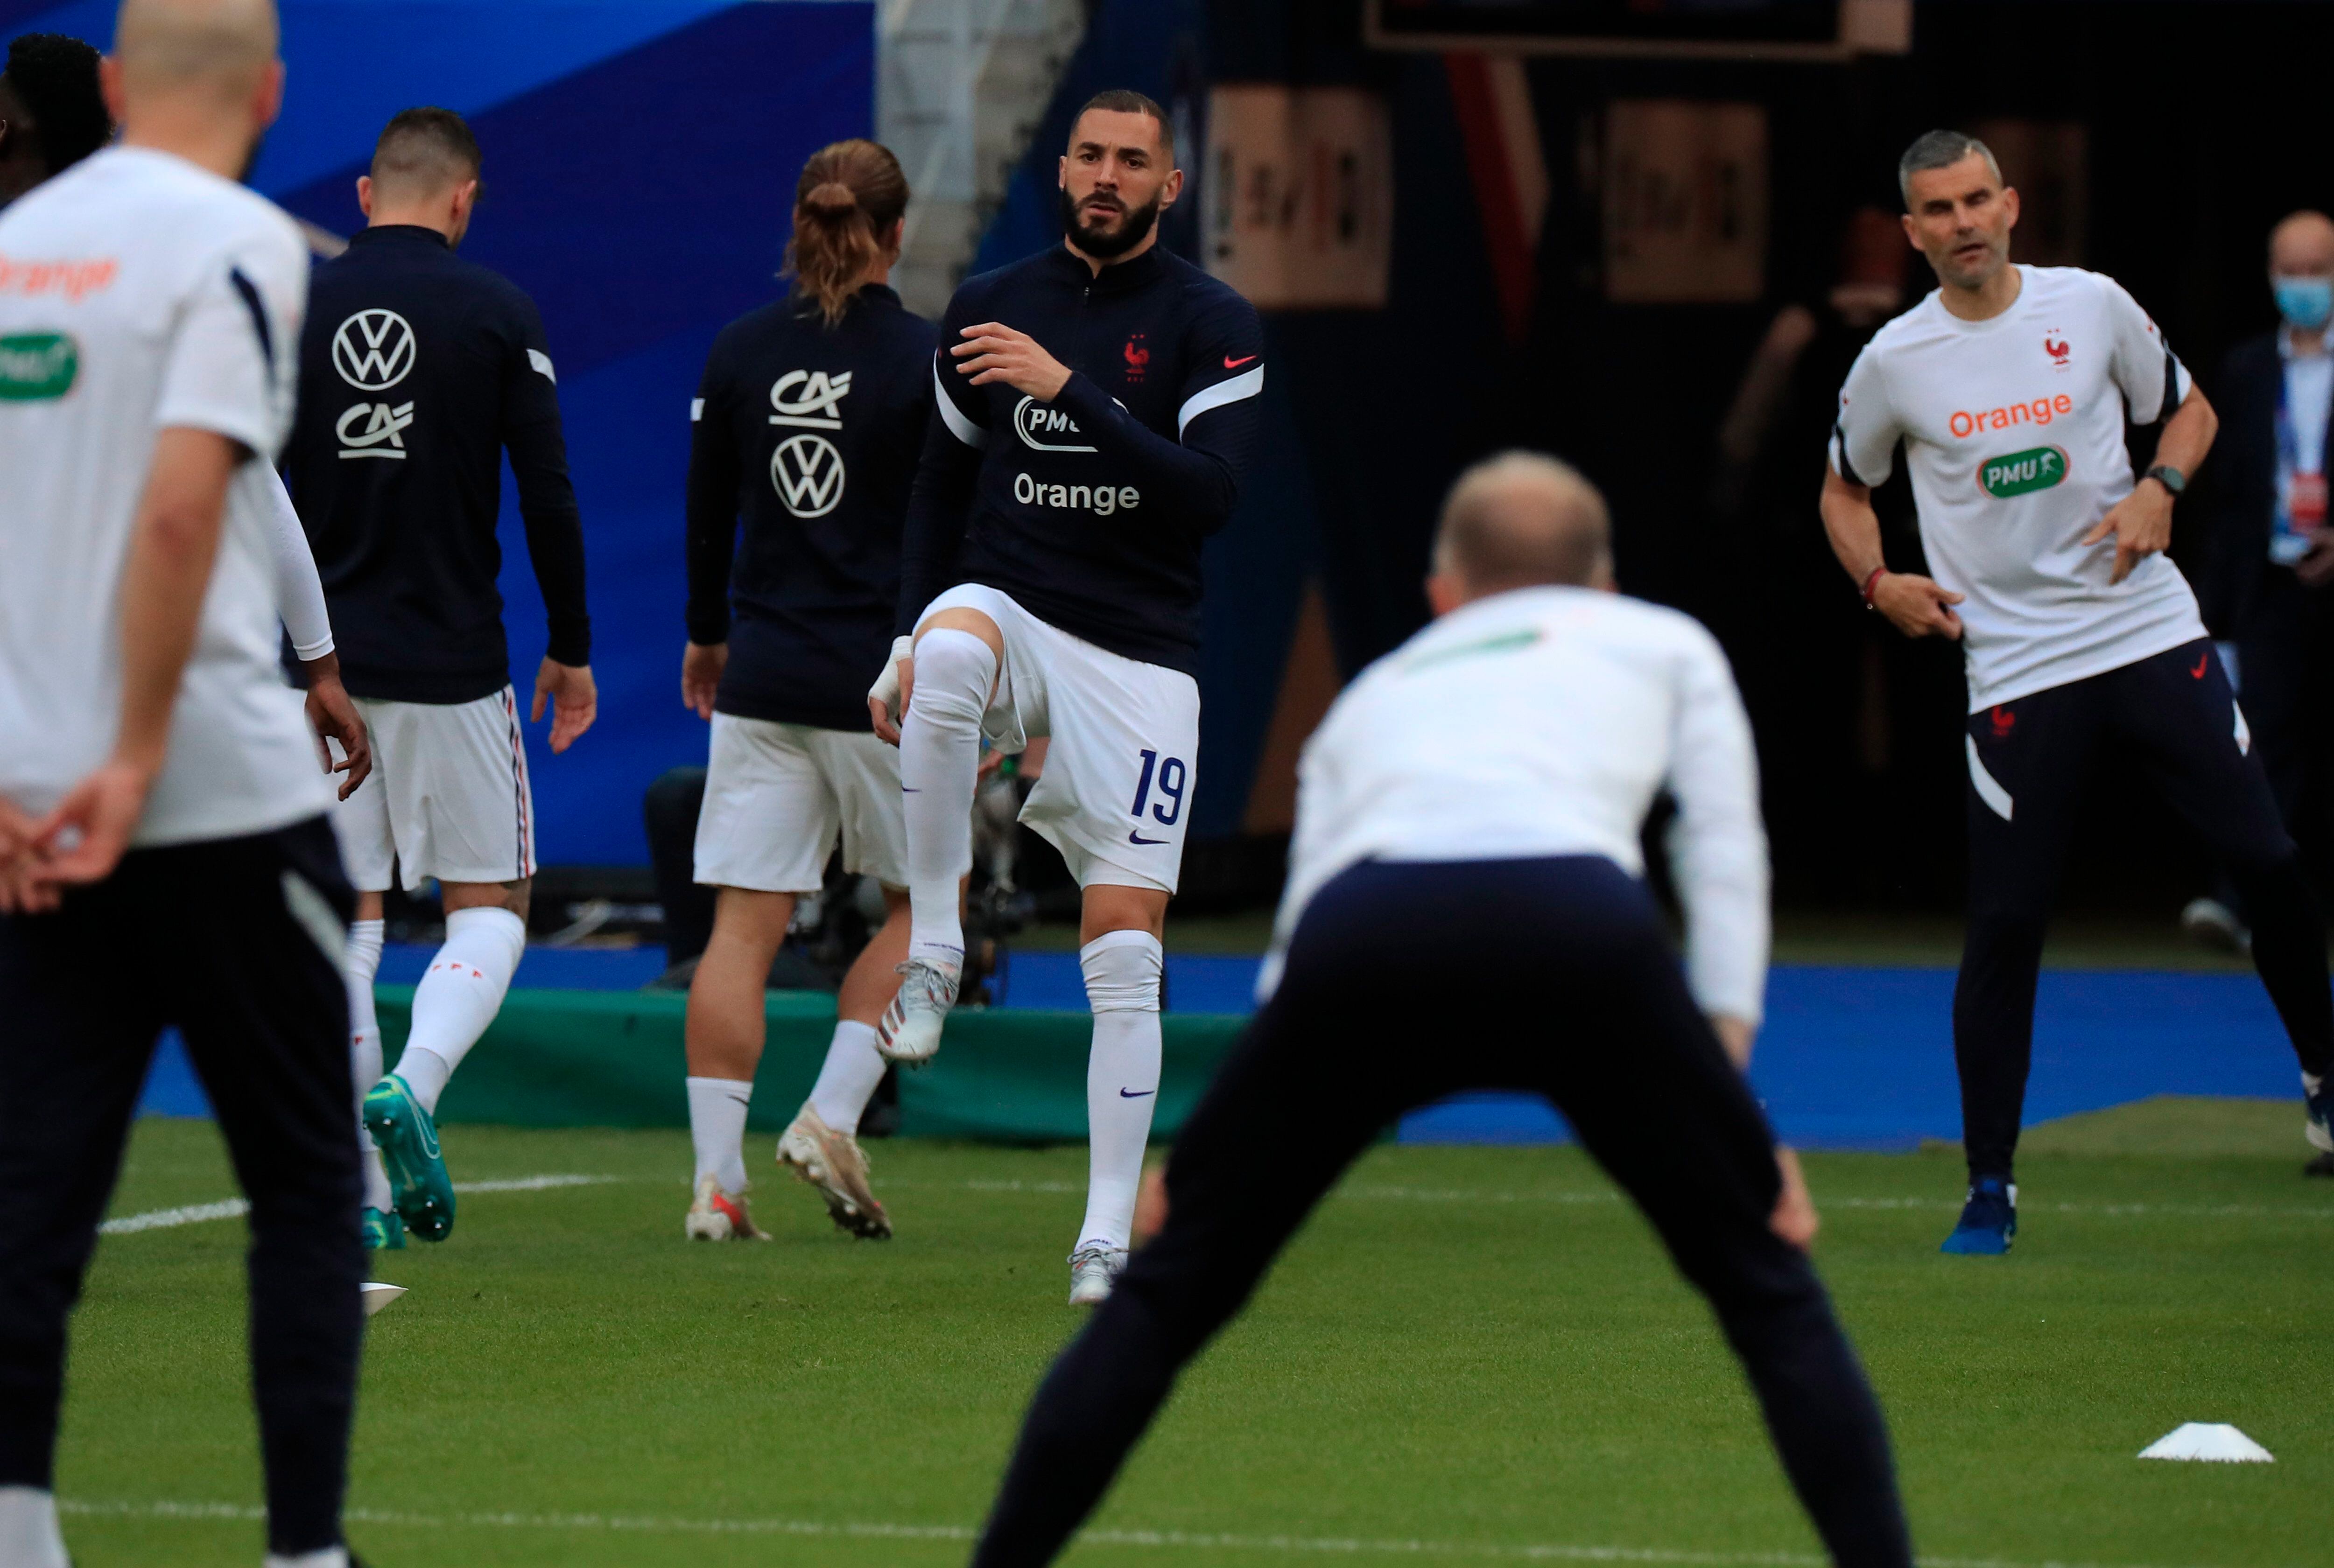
[370,106,482,196]
[1898,129,2001,208]
[2,33,110,176]
[1070,89,1174,166]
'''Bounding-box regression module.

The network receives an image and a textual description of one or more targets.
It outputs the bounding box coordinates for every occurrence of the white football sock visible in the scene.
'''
[808,1019,888,1135]
[686,1077,753,1197]
[0,1486,68,1568]
[264,1548,350,1568]
[1077,930,1164,1252]
[344,919,393,1212]
[900,628,993,965]
[394,906,525,1115]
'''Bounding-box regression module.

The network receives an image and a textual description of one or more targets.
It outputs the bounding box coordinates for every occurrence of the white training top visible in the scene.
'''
[262,464,334,661]
[0,147,333,847]
[1828,265,2204,711]
[1266,586,1770,1024]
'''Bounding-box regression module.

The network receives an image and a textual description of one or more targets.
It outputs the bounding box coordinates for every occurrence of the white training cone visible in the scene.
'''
[360,1282,407,1317]
[2138,1423,2273,1463]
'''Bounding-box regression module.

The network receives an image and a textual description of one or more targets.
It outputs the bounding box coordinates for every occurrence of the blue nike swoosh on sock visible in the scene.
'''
[1119,1088,1155,1098]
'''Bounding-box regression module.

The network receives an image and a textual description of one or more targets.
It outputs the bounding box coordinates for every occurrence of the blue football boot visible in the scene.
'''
[1940,1176,2016,1255]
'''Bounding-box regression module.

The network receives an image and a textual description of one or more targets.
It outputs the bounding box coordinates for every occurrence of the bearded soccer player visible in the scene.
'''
[868,90,1263,1305]
[1821,131,2334,1253]
[284,107,595,1250]
[0,1,367,1561]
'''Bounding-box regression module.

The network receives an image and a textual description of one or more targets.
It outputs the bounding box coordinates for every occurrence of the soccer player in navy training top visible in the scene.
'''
[679,139,934,1244]
[283,108,596,1251]
[866,90,1265,1305]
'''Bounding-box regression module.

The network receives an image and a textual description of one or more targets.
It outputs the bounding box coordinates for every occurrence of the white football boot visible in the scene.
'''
[778,1105,892,1239]
[1067,1244,1129,1307]
[876,954,960,1065]
[684,1175,769,1241]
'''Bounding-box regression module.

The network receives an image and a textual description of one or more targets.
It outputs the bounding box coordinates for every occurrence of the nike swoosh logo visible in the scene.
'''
[1223,354,1258,369]
[902,787,922,792]
[1128,831,1169,845]
[1119,1088,1155,1099]
[2191,656,2209,679]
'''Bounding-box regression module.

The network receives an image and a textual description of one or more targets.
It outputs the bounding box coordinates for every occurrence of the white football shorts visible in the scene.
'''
[693,714,908,894]
[915,583,1200,894]
[332,686,535,894]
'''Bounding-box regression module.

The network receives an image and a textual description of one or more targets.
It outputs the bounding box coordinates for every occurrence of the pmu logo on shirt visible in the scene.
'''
[1015,395,1097,453]
[0,332,77,399]
[1978,446,2070,499]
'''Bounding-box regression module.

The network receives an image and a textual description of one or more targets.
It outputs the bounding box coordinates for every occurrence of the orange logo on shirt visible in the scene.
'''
[0,254,118,301]
[1950,392,2074,440]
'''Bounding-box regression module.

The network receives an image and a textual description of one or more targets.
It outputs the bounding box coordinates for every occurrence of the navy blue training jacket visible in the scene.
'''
[896,243,1265,675]
[685,284,935,731]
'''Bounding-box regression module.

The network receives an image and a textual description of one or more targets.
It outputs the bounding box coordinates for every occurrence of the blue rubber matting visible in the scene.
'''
[138,947,2309,1148]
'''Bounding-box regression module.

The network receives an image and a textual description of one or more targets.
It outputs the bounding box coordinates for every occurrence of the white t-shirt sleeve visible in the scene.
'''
[261,466,333,660]
[153,223,303,459]
[1661,628,1771,1027]
[2099,273,2190,426]
[1828,341,1899,487]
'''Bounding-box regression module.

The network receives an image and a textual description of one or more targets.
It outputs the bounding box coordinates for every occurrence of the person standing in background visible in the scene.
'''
[2181,212,2334,998]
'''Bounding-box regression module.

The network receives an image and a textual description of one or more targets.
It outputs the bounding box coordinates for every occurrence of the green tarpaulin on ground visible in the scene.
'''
[375,986,1248,1142]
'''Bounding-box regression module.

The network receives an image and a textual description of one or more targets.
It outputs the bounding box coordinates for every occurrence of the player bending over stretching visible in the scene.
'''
[868,90,1264,1305]
[966,452,1912,1568]
[680,140,934,1242]
[284,107,596,1249]
[1821,132,2334,1253]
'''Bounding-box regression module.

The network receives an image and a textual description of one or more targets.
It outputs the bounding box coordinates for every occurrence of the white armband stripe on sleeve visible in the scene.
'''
[934,363,988,448]
[1178,364,1263,439]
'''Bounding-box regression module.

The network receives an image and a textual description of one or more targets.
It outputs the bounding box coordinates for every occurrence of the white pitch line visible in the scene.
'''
[935,1179,2334,1224]
[48,1498,2254,1568]
[98,1174,621,1236]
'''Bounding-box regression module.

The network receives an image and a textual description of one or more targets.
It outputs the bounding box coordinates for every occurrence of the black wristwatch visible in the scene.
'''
[2144,464,2187,497]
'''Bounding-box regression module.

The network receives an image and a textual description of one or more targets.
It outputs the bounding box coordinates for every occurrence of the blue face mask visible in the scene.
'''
[2276,276,2334,332]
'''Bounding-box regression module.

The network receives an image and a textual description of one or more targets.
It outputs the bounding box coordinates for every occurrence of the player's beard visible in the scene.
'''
[1062,186,1160,260]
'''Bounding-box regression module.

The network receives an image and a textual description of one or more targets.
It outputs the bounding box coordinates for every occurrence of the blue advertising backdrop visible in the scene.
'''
[0,0,875,864]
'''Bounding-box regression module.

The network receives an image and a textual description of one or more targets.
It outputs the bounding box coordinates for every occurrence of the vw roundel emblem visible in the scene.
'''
[771,433,845,518]
[331,308,416,391]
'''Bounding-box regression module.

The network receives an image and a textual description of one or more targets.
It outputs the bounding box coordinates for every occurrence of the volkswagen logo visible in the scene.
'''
[771,433,845,518]
[331,309,416,391]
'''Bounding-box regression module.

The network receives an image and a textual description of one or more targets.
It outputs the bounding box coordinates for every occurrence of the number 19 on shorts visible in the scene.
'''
[1129,749,1186,845]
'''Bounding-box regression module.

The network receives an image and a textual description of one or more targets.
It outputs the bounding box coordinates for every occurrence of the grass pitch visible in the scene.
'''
[64,1103,2334,1567]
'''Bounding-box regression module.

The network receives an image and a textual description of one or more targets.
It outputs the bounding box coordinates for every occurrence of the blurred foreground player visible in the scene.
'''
[0,2,366,1564]
[1821,133,2334,1251]
[970,454,1912,1568]
[869,91,1263,1303]
[680,139,933,1242]
[285,106,596,1248]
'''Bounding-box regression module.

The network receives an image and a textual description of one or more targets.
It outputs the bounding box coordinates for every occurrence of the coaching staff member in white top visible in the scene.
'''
[284,106,595,1249]
[0,1,366,1564]
[1822,132,2334,1254]
[968,453,1912,1568]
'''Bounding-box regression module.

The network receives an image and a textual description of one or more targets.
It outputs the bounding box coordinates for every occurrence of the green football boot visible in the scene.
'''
[362,1074,457,1242]
[361,1204,406,1250]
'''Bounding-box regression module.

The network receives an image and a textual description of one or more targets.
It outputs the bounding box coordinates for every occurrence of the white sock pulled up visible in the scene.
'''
[393,905,525,1114]
[0,1486,67,1568]
[900,628,994,965]
[686,1077,753,1197]
[808,1019,887,1136]
[344,918,393,1212]
[1077,929,1164,1252]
